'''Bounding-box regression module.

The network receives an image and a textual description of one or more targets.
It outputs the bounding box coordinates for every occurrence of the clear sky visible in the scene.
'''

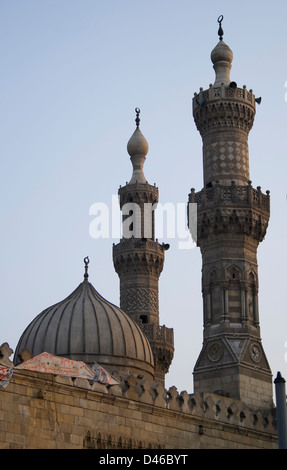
[1,0,287,394]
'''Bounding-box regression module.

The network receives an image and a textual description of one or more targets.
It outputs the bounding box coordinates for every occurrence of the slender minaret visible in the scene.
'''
[113,109,174,385]
[188,17,273,409]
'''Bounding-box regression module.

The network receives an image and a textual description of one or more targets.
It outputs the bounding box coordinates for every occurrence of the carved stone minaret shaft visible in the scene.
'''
[188,18,272,410]
[113,109,174,385]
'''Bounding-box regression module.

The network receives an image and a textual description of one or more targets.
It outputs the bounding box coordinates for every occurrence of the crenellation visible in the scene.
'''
[40,369,275,437]
[0,365,277,448]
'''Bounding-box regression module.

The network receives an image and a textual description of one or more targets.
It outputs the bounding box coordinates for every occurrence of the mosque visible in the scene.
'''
[0,18,280,449]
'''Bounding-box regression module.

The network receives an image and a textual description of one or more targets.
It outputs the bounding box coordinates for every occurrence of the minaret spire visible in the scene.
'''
[188,19,272,410]
[113,108,174,386]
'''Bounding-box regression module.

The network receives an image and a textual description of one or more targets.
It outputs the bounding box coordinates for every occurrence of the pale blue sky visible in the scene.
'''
[1,0,287,393]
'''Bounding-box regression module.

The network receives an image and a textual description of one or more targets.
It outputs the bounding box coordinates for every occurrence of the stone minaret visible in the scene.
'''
[188,18,273,410]
[113,109,174,385]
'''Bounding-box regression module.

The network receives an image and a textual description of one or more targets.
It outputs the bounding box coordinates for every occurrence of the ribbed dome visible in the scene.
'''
[14,274,154,379]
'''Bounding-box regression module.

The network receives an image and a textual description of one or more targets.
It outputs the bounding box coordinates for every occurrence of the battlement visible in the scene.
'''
[12,368,276,437]
[0,366,277,449]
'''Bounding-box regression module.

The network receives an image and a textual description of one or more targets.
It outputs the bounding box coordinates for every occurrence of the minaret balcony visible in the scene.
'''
[142,323,174,348]
[113,237,166,256]
[193,84,256,110]
[193,85,257,135]
[188,182,270,244]
[141,323,174,382]
[189,181,269,212]
[113,238,166,277]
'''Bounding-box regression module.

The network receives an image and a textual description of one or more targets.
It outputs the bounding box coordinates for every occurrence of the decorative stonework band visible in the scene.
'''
[120,287,159,316]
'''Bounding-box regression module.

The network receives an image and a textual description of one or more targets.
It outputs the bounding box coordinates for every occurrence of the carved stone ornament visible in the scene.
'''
[207,342,224,362]
[249,343,261,363]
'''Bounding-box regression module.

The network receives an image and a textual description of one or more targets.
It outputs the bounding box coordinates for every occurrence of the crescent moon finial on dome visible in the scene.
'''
[217,15,224,41]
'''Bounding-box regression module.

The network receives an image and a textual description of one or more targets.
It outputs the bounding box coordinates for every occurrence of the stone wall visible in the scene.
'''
[0,369,278,449]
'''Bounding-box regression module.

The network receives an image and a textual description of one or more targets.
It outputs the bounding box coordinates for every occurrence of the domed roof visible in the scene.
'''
[14,259,154,379]
[127,127,149,159]
[211,40,233,66]
[127,108,149,184]
[210,39,233,87]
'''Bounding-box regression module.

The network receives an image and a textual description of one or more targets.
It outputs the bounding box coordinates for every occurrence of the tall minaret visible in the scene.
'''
[113,109,174,385]
[188,17,273,410]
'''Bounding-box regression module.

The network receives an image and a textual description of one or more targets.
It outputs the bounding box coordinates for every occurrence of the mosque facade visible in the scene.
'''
[0,19,279,449]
